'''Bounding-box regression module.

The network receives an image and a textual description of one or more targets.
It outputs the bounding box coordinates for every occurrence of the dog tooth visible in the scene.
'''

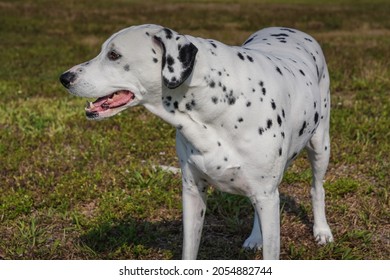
[85,101,94,109]
[101,103,110,109]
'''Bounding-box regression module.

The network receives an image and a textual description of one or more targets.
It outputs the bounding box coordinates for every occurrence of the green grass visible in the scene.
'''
[0,0,389,260]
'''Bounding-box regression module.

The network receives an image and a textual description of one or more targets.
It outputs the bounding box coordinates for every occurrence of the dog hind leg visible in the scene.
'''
[306,135,333,244]
[306,68,333,245]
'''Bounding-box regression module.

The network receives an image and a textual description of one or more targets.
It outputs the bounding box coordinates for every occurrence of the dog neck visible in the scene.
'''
[143,84,224,153]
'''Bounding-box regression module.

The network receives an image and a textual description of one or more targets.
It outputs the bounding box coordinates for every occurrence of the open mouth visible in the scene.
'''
[85,90,135,119]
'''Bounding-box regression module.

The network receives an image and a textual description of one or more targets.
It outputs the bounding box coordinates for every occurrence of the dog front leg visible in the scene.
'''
[250,189,280,260]
[182,180,207,260]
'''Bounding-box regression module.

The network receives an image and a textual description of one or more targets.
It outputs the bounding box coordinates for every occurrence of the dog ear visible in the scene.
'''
[154,28,198,89]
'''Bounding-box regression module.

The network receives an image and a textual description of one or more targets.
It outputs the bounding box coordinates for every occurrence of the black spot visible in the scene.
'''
[217,141,221,146]
[209,80,216,88]
[224,157,228,162]
[277,115,282,126]
[259,127,264,135]
[314,102,317,109]
[279,148,282,156]
[282,109,285,118]
[262,87,266,95]
[145,32,150,36]
[299,69,305,76]
[271,99,276,110]
[246,101,251,107]
[325,146,328,151]
[304,37,313,42]
[218,71,222,76]
[243,37,254,45]
[200,210,204,218]
[163,28,173,39]
[185,99,196,111]
[238,117,243,123]
[237,52,245,61]
[217,166,221,170]
[270,33,289,37]
[123,64,130,71]
[267,119,273,129]
[299,121,307,136]
[211,96,218,104]
[173,101,179,109]
[247,55,254,62]
[167,55,174,66]
[153,58,158,63]
[152,48,156,54]
[290,152,298,161]
[280,28,296,33]
[281,131,285,138]
[230,178,234,182]
[259,81,264,87]
[210,41,217,48]
[227,95,236,105]
[166,96,172,101]
[314,112,319,124]
[276,66,283,75]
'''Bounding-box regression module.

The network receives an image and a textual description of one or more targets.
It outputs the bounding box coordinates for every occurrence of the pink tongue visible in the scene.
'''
[106,91,133,108]
[89,91,134,112]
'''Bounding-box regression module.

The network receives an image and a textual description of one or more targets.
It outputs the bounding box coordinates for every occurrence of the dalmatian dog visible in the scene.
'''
[60,24,334,259]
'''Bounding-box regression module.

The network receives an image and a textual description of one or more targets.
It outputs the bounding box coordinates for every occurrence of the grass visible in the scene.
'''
[0,0,389,260]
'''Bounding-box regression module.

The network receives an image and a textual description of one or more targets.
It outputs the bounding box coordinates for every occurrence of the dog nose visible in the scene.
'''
[59,71,77,89]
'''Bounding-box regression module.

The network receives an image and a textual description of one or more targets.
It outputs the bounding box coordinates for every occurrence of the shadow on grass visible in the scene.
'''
[280,193,313,229]
[80,194,312,259]
[80,218,183,259]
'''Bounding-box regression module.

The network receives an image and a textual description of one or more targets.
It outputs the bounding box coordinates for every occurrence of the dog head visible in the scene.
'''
[59,24,198,120]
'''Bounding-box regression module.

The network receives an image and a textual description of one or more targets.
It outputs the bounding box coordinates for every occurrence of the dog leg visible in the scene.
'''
[306,127,333,244]
[243,208,263,250]
[250,189,280,260]
[182,179,207,259]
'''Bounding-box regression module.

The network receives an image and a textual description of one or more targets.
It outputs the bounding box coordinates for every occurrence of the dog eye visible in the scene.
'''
[107,50,121,61]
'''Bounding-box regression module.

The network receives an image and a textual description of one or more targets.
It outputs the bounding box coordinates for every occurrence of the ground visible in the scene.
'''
[0,0,389,259]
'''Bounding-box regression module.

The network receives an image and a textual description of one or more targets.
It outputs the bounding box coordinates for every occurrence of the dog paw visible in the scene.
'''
[314,226,334,245]
[243,236,263,250]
